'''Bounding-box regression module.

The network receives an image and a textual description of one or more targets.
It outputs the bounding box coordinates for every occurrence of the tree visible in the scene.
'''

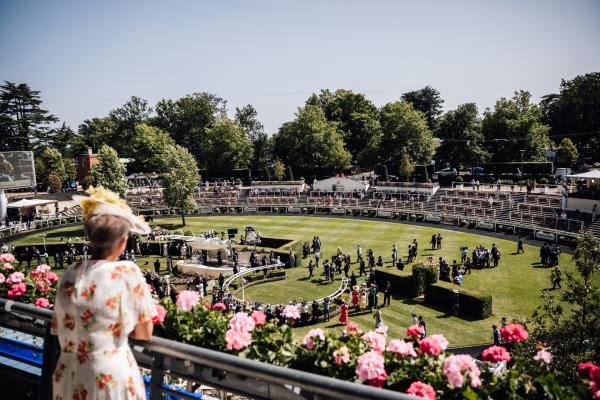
[161,144,200,226]
[0,81,58,151]
[51,123,78,157]
[63,156,76,180]
[272,105,351,170]
[435,103,490,170]
[35,147,66,188]
[272,159,285,181]
[401,86,444,130]
[398,152,415,181]
[75,117,117,154]
[382,164,389,182]
[364,101,434,168]
[541,73,600,151]
[482,91,552,162]
[251,132,273,174]
[91,145,127,197]
[108,96,152,153]
[204,119,253,171]
[555,138,579,167]
[531,232,600,379]
[307,89,381,162]
[129,124,177,173]
[47,173,62,193]
[235,104,264,141]
[154,92,227,165]
[286,166,294,181]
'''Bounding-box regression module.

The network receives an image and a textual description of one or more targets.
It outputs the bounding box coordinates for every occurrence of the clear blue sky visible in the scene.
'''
[1,0,599,134]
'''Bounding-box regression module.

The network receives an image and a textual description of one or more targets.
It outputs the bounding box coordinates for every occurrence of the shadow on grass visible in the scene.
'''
[155,223,186,231]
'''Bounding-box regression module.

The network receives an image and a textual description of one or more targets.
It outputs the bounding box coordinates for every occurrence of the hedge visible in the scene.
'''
[424,281,492,319]
[375,270,417,298]
[412,262,439,296]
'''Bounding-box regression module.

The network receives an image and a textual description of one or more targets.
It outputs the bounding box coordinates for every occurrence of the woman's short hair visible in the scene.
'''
[84,215,131,255]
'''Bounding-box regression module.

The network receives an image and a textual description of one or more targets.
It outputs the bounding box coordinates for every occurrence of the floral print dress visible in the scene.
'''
[51,260,157,400]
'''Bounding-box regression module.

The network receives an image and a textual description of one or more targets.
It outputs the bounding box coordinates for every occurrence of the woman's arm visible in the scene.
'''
[130,320,153,341]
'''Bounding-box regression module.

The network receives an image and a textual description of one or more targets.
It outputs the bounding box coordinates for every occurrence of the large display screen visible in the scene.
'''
[0,151,36,190]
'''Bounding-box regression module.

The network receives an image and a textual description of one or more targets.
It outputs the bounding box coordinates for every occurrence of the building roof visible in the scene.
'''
[7,198,58,209]
[567,169,600,179]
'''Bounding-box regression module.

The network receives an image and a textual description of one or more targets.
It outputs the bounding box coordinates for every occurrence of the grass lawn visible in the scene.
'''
[7,215,577,347]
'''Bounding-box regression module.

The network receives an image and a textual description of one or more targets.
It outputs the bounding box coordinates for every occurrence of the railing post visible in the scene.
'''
[150,353,165,400]
[39,326,60,400]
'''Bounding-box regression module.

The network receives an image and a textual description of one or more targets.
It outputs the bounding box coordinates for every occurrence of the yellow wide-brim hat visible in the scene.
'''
[73,186,151,234]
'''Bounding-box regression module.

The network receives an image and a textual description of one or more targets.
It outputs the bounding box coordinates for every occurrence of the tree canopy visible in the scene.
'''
[204,119,254,171]
[90,145,127,196]
[235,104,264,141]
[35,147,66,188]
[161,144,200,226]
[401,86,444,131]
[129,124,177,173]
[273,105,351,170]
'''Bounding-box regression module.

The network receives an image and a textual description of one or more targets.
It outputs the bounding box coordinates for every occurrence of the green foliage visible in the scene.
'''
[47,173,62,193]
[62,156,76,180]
[425,282,493,319]
[91,144,127,196]
[435,103,490,169]
[252,132,273,173]
[398,151,415,181]
[455,175,463,183]
[0,81,58,151]
[35,147,66,186]
[286,166,294,181]
[366,101,434,168]
[307,89,381,162]
[531,232,600,379]
[482,91,552,162]
[272,159,285,181]
[412,261,439,296]
[204,118,254,170]
[129,124,177,173]
[555,138,579,167]
[235,104,264,141]
[273,105,351,170]
[401,85,444,131]
[161,144,200,225]
[382,164,389,182]
[75,117,117,155]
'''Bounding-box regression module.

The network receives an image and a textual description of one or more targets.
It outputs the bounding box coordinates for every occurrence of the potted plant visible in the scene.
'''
[538,177,549,193]
[455,175,464,189]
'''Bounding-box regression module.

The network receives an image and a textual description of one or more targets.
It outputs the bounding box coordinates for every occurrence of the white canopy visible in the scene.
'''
[7,198,57,209]
[567,169,600,179]
[312,177,369,192]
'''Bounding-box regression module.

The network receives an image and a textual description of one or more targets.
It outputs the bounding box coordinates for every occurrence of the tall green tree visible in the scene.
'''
[531,232,600,379]
[51,123,78,157]
[63,156,76,180]
[306,89,380,162]
[555,137,579,167]
[482,91,552,162]
[129,124,177,173]
[272,105,351,170]
[161,144,200,226]
[272,159,285,181]
[91,145,127,196]
[251,132,273,174]
[204,119,253,170]
[154,92,227,165]
[401,86,444,130]
[107,96,152,154]
[35,147,66,188]
[75,117,117,154]
[234,104,264,141]
[0,81,58,151]
[398,152,415,181]
[435,103,490,170]
[363,101,434,168]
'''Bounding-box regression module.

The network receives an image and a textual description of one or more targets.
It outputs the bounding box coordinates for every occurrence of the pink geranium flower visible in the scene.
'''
[303,328,326,349]
[212,302,227,311]
[229,312,256,332]
[482,345,511,362]
[0,253,16,263]
[406,324,424,337]
[8,282,27,299]
[355,350,386,382]
[4,263,13,270]
[375,325,388,336]
[533,349,552,364]
[251,310,267,326]
[0,272,5,284]
[34,298,51,309]
[45,272,58,283]
[443,354,481,388]
[225,328,252,350]
[500,323,528,342]
[281,304,300,320]
[344,321,360,333]
[7,271,25,284]
[419,334,449,356]
[362,331,386,353]
[152,304,167,324]
[406,381,436,399]
[386,339,417,357]
[175,290,200,311]
[333,346,350,364]
[35,264,51,273]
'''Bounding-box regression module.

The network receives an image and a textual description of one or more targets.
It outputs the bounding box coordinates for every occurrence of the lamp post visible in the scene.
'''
[41,233,47,253]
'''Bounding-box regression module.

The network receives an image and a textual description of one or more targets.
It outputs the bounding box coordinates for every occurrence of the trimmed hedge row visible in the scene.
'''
[412,262,439,296]
[424,281,493,319]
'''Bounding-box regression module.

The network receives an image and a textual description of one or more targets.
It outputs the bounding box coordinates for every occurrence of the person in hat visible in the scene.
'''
[339,300,349,324]
[51,186,157,399]
[351,285,360,309]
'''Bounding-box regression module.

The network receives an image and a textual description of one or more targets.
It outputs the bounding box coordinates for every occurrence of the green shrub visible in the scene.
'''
[412,262,439,296]
[539,177,549,185]
[183,229,194,236]
[455,175,463,182]
[424,281,493,319]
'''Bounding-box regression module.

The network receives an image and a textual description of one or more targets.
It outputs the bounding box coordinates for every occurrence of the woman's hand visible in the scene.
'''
[129,321,153,341]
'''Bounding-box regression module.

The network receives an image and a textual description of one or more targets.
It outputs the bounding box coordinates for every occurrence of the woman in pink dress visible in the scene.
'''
[339,300,348,324]
[351,286,360,309]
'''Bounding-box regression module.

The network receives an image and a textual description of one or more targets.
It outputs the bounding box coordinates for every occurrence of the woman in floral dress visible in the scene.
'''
[52,187,156,400]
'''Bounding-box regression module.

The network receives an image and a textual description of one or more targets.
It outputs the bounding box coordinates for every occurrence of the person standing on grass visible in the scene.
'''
[154,258,161,274]
[356,244,362,263]
[308,259,314,278]
[492,325,501,345]
[517,236,525,253]
[323,297,330,321]
[383,281,392,306]
[431,233,437,250]
[436,233,442,249]
[551,267,562,290]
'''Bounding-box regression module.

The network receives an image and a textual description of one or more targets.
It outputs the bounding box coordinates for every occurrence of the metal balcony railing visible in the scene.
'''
[0,298,419,400]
